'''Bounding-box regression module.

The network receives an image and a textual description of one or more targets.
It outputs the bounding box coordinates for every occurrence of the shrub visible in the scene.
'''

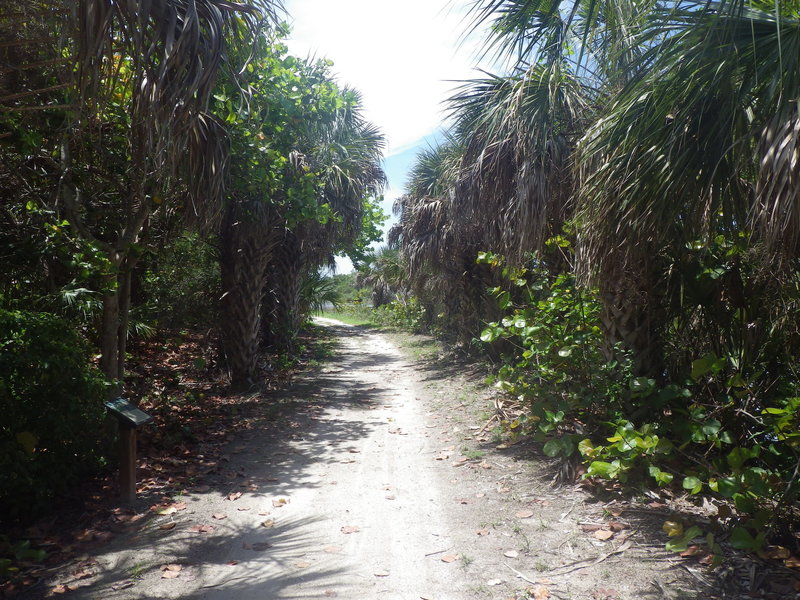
[0,310,107,520]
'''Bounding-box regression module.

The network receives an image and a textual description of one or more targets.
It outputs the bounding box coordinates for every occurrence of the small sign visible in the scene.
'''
[104,397,153,428]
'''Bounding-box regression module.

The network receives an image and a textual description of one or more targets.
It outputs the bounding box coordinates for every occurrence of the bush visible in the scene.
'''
[141,233,220,330]
[0,310,107,520]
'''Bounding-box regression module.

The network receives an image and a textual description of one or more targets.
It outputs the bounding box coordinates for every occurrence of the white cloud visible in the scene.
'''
[282,0,482,156]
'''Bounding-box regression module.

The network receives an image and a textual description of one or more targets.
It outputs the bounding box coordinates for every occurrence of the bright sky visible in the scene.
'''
[283,0,480,155]
[282,1,487,272]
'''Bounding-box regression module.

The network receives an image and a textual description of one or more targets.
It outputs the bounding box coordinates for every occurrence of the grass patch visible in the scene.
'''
[317,305,375,326]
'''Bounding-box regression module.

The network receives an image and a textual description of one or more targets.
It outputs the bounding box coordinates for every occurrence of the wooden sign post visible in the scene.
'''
[104,398,153,506]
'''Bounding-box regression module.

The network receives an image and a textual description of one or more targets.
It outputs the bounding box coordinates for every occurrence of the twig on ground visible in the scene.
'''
[548,540,633,576]
[558,498,579,522]
[504,562,538,585]
[424,547,452,557]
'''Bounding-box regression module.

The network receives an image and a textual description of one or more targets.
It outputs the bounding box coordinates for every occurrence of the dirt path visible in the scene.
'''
[50,319,708,600]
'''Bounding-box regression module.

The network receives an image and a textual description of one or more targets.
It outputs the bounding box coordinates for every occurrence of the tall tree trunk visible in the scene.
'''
[219,198,278,389]
[597,256,665,377]
[261,230,303,354]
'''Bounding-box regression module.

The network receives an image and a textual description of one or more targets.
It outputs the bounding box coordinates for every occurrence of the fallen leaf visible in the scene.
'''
[294,561,312,568]
[158,522,177,531]
[161,570,180,579]
[161,564,182,572]
[340,526,360,534]
[110,580,134,591]
[261,520,275,528]
[476,528,490,536]
[173,502,187,511]
[759,545,791,560]
[237,507,251,512]
[487,578,502,586]
[211,513,227,520]
[385,494,396,500]
[594,530,614,541]
[581,524,603,532]
[156,506,177,516]
[324,545,343,554]
[440,554,459,563]
[189,524,215,533]
[504,550,519,558]
[785,555,800,568]
[227,560,238,566]
[227,492,242,501]
[515,510,534,519]
[374,570,390,577]
[51,584,70,594]
[608,521,628,532]
[680,545,703,557]
[662,520,683,537]
[530,585,550,599]
[698,553,716,565]
[272,498,288,508]
[591,589,621,600]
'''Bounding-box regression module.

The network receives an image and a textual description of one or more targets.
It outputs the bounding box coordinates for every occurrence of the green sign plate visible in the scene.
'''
[104,398,153,427]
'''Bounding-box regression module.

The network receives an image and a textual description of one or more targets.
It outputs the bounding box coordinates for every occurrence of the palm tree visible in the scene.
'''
[260,90,386,354]
[0,1,280,386]
[576,1,800,373]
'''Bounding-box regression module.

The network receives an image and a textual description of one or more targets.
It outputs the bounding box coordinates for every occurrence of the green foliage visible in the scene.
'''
[372,297,428,332]
[299,272,342,316]
[478,237,800,540]
[0,310,107,520]
[142,233,220,330]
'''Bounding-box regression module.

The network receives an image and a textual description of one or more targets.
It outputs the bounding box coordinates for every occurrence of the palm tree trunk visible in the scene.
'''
[261,230,303,354]
[219,198,278,389]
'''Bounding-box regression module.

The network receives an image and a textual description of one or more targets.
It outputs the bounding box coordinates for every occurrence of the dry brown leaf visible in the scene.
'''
[680,545,703,557]
[161,564,182,572]
[594,530,614,541]
[373,570,390,577]
[324,545,343,554]
[504,550,519,558]
[758,545,791,560]
[227,492,242,501]
[272,498,288,508]
[211,513,227,520]
[237,507,251,512]
[158,522,177,531]
[156,506,177,516]
[261,520,275,528]
[515,510,534,519]
[161,570,180,579]
[608,521,628,532]
[530,585,550,599]
[294,561,312,569]
[340,526,360,534]
[440,554,459,563]
[385,494,396,500]
[51,584,70,594]
[189,524,215,533]
[173,502,187,511]
[785,555,800,568]
[476,528,490,536]
[581,524,603,532]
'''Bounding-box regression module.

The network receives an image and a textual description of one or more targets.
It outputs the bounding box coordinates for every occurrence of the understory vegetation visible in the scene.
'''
[0,0,384,529]
[352,0,800,560]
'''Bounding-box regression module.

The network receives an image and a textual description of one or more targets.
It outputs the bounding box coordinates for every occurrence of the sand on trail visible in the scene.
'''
[55,319,702,600]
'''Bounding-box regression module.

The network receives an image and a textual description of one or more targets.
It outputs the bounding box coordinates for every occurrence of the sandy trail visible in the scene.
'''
[67,319,475,600]
[55,319,705,600]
